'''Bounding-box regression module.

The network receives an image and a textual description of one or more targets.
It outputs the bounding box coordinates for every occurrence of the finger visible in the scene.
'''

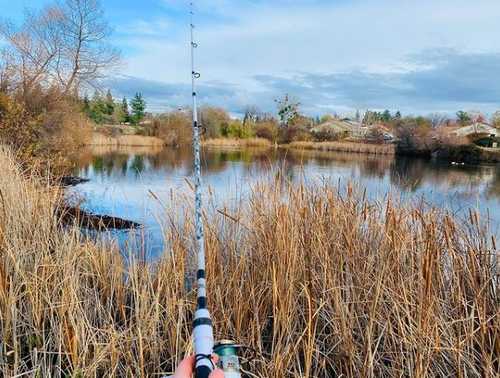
[209,368,225,378]
[211,354,219,364]
[174,355,195,376]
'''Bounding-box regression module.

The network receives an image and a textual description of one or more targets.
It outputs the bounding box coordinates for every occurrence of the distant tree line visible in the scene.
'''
[83,91,146,125]
[363,110,402,124]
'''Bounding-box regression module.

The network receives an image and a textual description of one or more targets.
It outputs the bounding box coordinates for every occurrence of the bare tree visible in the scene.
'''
[56,0,120,94]
[243,105,262,125]
[0,7,61,96]
[0,0,119,97]
[428,113,448,129]
[0,49,16,92]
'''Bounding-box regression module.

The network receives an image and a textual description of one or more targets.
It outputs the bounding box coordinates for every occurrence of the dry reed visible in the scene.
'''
[288,141,396,155]
[202,138,272,148]
[90,132,166,147]
[0,147,497,377]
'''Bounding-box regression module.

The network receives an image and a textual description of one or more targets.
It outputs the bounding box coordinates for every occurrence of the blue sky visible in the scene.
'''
[2,0,500,116]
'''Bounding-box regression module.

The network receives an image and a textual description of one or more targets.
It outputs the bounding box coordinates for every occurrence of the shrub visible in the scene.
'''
[146,111,192,146]
[279,125,313,144]
[394,117,434,151]
[0,92,91,167]
[200,107,231,138]
[254,120,279,142]
[311,129,344,142]
[224,121,255,139]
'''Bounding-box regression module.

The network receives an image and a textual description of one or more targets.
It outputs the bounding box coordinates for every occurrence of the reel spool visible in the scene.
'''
[214,340,242,378]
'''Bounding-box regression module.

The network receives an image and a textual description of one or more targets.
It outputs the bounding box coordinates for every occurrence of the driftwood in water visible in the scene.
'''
[59,176,90,187]
[58,205,141,230]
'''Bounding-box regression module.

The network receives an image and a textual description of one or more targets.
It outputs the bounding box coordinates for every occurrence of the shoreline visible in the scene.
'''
[86,131,500,164]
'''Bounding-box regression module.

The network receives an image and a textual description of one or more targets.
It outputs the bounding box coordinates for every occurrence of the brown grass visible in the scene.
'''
[288,141,396,155]
[89,132,166,147]
[0,146,498,377]
[203,137,272,148]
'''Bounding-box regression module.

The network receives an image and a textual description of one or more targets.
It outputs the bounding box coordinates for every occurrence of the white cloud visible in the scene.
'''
[117,18,171,37]
[113,0,500,114]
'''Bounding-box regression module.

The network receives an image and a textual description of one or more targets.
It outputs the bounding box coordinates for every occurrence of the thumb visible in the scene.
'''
[209,368,225,378]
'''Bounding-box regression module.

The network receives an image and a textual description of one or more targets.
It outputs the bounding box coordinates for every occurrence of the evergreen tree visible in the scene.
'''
[382,109,392,123]
[120,97,130,123]
[395,111,402,120]
[105,89,115,115]
[89,91,107,124]
[456,110,471,126]
[130,93,146,124]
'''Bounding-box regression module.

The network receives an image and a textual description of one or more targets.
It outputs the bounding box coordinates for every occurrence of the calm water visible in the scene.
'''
[68,145,500,258]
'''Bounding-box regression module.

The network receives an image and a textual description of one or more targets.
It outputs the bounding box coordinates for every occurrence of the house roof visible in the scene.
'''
[311,120,354,134]
[452,123,499,137]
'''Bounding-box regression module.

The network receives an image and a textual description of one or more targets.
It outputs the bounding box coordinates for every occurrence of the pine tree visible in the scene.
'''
[130,93,146,124]
[382,110,392,123]
[89,91,107,124]
[105,90,115,115]
[120,97,130,123]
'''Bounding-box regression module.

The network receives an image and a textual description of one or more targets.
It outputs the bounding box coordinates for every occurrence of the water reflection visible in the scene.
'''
[68,145,500,258]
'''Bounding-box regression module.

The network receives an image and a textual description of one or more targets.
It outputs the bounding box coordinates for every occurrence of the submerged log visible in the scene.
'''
[58,205,141,230]
[59,176,90,187]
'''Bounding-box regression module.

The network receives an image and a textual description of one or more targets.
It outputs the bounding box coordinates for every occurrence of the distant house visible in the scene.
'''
[311,120,354,136]
[365,124,395,142]
[451,123,499,138]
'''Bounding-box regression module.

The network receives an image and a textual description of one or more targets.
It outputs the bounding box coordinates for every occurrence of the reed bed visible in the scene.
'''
[288,141,396,155]
[0,147,498,377]
[90,132,166,147]
[202,137,272,148]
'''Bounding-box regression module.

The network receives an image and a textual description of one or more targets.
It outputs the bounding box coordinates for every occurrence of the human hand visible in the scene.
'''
[172,355,224,378]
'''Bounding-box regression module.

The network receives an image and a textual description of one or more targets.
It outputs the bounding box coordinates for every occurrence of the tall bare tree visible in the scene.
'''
[0,7,62,96]
[56,0,120,94]
[428,113,448,129]
[0,0,119,98]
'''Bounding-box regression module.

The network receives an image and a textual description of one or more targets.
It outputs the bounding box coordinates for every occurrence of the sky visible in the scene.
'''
[1,0,500,117]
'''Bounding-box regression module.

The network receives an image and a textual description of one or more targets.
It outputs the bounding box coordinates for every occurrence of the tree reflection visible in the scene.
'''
[390,158,426,192]
[73,145,500,204]
[130,155,145,175]
[487,166,500,198]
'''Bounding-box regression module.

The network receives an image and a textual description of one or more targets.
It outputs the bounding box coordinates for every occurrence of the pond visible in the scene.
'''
[68,145,500,259]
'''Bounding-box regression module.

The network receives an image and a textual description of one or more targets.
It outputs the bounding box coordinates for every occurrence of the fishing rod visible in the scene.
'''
[189,3,242,377]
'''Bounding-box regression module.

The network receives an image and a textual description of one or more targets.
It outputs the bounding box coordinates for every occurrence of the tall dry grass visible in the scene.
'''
[203,137,272,148]
[288,141,396,155]
[0,146,498,377]
[90,132,166,147]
